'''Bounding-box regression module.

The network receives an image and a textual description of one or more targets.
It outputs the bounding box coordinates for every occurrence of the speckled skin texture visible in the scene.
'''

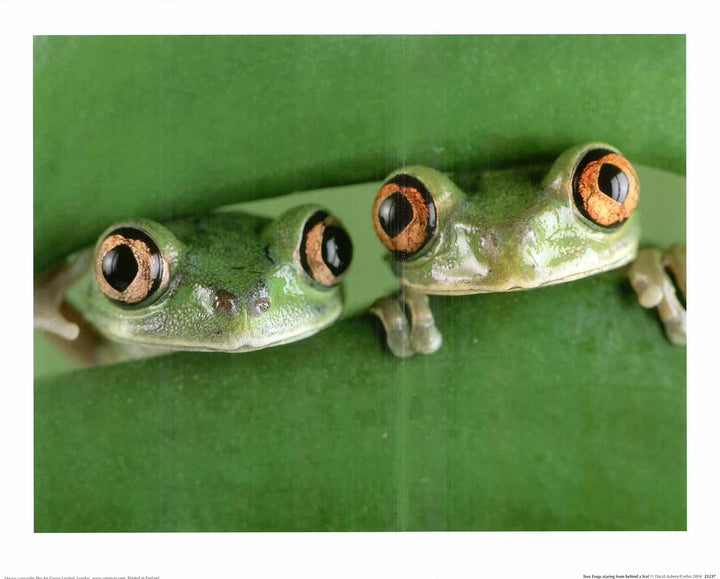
[66,206,344,352]
[384,143,640,294]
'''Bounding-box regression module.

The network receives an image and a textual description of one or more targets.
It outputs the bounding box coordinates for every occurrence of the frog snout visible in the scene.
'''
[245,281,271,317]
[248,295,271,316]
[212,288,238,316]
[209,282,271,319]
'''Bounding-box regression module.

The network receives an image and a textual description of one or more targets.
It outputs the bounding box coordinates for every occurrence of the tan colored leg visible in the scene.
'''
[369,294,414,358]
[628,244,686,345]
[34,249,92,341]
[404,286,442,355]
[664,243,686,296]
[659,244,686,345]
[627,248,665,308]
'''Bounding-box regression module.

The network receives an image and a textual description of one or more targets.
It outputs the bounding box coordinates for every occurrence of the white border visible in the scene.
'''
[3,1,718,578]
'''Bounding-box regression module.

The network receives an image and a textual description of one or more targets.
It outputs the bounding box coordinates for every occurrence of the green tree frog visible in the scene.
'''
[370,142,686,357]
[35,205,353,364]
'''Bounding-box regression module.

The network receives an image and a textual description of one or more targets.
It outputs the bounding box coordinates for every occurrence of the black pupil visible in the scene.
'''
[102,244,138,292]
[378,192,414,237]
[321,225,353,276]
[598,164,629,204]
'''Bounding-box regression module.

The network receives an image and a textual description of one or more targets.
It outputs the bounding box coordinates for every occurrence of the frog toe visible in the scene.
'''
[370,295,415,358]
[628,245,686,346]
[664,316,686,346]
[34,250,91,341]
[387,329,415,358]
[410,322,442,355]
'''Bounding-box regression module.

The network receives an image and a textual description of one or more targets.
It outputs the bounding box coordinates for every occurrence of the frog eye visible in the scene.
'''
[94,227,166,304]
[299,211,353,287]
[372,173,437,259]
[573,149,639,227]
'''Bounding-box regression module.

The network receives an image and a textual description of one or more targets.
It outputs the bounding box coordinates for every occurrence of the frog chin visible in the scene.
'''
[236,298,344,351]
[194,302,343,352]
[529,248,638,289]
[402,244,638,295]
[238,315,338,351]
[100,299,343,353]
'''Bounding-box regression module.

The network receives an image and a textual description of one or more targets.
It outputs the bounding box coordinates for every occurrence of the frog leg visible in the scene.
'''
[34,249,92,341]
[404,286,443,355]
[627,244,686,345]
[370,287,442,357]
[369,294,414,358]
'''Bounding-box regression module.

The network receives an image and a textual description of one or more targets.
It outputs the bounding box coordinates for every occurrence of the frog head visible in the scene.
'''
[371,142,640,294]
[73,205,353,351]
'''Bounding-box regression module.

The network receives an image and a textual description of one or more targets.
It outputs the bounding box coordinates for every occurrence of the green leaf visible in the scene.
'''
[35,271,686,532]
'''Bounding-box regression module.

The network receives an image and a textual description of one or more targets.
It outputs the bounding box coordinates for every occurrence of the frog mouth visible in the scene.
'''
[530,250,637,289]
[102,299,343,353]
[215,304,342,352]
[404,246,638,295]
[234,299,344,351]
[235,318,338,351]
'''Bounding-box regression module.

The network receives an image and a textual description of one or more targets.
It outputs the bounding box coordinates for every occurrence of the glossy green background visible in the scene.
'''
[34,35,686,531]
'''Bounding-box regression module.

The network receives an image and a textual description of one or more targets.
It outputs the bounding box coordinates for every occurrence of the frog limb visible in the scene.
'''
[628,244,686,345]
[404,286,443,354]
[34,249,92,341]
[370,288,442,357]
[369,294,414,358]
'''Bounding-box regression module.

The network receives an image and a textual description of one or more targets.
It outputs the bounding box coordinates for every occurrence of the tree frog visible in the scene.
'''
[370,142,686,357]
[35,205,353,364]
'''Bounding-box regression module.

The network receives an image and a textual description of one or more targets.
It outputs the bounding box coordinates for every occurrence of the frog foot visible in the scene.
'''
[370,287,442,357]
[628,244,686,345]
[34,249,92,341]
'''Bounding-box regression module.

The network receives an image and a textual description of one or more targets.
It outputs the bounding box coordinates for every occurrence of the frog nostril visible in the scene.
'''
[246,280,271,315]
[478,232,499,251]
[251,297,271,314]
[213,289,237,316]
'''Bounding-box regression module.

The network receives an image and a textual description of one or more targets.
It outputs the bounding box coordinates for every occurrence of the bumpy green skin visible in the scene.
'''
[66,206,343,352]
[389,142,641,294]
